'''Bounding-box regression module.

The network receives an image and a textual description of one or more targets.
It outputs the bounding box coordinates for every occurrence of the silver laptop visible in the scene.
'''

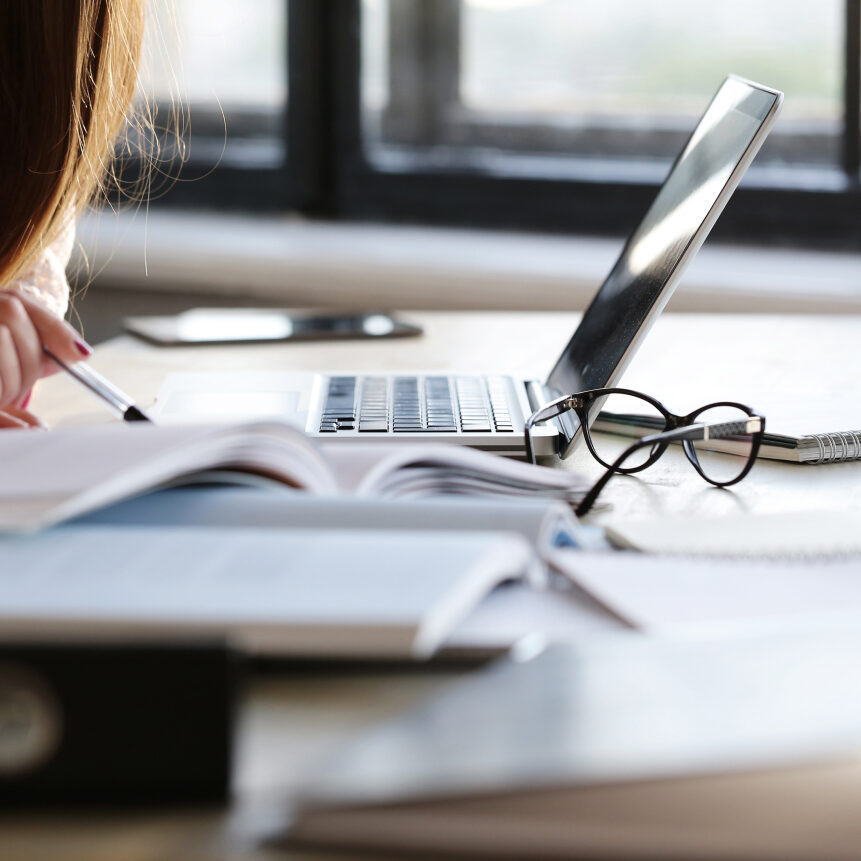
[157,77,782,459]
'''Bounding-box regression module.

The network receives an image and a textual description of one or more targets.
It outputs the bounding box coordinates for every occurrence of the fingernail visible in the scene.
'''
[74,338,92,357]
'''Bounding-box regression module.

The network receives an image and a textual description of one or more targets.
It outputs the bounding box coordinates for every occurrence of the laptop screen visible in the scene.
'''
[546,77,781,446]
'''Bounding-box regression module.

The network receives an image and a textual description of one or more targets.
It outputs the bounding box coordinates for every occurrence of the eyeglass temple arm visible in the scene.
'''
[574,417,763,517]
[575,433,663,517]
[525,396,581,430]
[639,417,762,446]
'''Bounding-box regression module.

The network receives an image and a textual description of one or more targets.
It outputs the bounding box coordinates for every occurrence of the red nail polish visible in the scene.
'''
[74,338,92,357]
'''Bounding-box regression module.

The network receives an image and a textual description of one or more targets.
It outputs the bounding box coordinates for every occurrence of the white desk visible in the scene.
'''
[9,311,861,860]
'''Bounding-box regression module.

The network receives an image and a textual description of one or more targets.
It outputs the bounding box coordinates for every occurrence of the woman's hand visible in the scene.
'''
[0,405,46,429]
[0,290,91,423]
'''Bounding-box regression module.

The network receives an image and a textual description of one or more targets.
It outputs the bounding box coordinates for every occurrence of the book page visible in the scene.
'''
[320,443,586,500]
[0,422,336,531]
[0,424,202,497]
[0,526,532,659]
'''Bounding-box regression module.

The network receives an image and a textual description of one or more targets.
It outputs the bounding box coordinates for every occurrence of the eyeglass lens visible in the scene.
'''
[588,391,668,470]
[684,404,756,484]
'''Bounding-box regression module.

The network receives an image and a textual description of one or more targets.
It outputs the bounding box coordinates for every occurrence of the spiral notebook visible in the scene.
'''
[593,410,861,464]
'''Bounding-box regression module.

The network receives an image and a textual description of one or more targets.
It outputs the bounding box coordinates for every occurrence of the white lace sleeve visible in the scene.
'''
[7,221,74,319]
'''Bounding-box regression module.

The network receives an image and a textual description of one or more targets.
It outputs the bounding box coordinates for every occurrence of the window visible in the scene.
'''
[136,0,290,208]
[366,1,842,166]
[136,0,861,247]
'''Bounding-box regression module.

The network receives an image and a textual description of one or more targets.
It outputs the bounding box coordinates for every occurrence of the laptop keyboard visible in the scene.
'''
[318,375,515,434]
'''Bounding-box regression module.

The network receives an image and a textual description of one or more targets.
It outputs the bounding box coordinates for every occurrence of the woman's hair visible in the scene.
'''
[0,0,145,286]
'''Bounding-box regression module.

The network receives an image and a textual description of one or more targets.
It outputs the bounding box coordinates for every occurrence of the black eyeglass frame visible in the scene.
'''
[524,387,766,514]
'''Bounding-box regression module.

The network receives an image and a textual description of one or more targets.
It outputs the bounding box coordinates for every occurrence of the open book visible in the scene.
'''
[0,421,586,533]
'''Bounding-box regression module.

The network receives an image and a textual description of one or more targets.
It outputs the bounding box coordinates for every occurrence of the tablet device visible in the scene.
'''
[124,309,423,346]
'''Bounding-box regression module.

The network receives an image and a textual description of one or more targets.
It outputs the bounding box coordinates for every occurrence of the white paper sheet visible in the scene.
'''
[550,550,861,635]
[604,511,861,557]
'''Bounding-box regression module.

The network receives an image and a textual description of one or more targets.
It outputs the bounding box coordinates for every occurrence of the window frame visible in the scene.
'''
[145,0,861,250]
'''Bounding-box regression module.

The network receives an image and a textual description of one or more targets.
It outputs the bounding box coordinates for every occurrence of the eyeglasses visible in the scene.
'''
[524,387,765,516]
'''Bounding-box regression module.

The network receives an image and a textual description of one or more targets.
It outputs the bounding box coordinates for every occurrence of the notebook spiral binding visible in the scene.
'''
[807,430,861,464]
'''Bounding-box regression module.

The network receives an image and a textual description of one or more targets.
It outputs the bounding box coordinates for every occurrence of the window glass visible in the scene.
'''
[141,0,286,109]
[138,0,287,166]
[362,0,390,116]
[362,0,842,168]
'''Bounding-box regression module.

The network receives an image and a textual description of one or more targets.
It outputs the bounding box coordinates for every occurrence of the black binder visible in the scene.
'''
[0,642,237,805]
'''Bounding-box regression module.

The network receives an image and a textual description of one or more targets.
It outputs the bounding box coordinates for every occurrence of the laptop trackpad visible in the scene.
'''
[153,372,310,426]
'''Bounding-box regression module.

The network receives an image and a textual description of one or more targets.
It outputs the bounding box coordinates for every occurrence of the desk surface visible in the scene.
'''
[12,310,861,860]
[33,310,861,520]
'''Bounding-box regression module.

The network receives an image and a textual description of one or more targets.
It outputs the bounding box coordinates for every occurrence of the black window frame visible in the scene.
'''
[146,0,861,250]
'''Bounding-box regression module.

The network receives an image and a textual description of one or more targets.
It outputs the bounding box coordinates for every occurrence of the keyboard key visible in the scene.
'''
[320,376,357,432]
[329,373,516,438]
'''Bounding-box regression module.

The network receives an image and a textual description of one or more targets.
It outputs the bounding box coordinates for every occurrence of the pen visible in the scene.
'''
[43,347,153,423]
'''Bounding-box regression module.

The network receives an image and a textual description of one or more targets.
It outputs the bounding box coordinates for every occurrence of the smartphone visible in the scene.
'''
[123,309,423,346]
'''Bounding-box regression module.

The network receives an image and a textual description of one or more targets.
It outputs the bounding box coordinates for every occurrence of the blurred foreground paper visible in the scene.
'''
[0,526,536,660]
[551,549,861,635]
[603,511,861,558]
[289,634,861,860]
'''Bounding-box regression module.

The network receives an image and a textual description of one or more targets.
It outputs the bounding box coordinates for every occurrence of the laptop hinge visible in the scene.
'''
[525,380,581,458]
